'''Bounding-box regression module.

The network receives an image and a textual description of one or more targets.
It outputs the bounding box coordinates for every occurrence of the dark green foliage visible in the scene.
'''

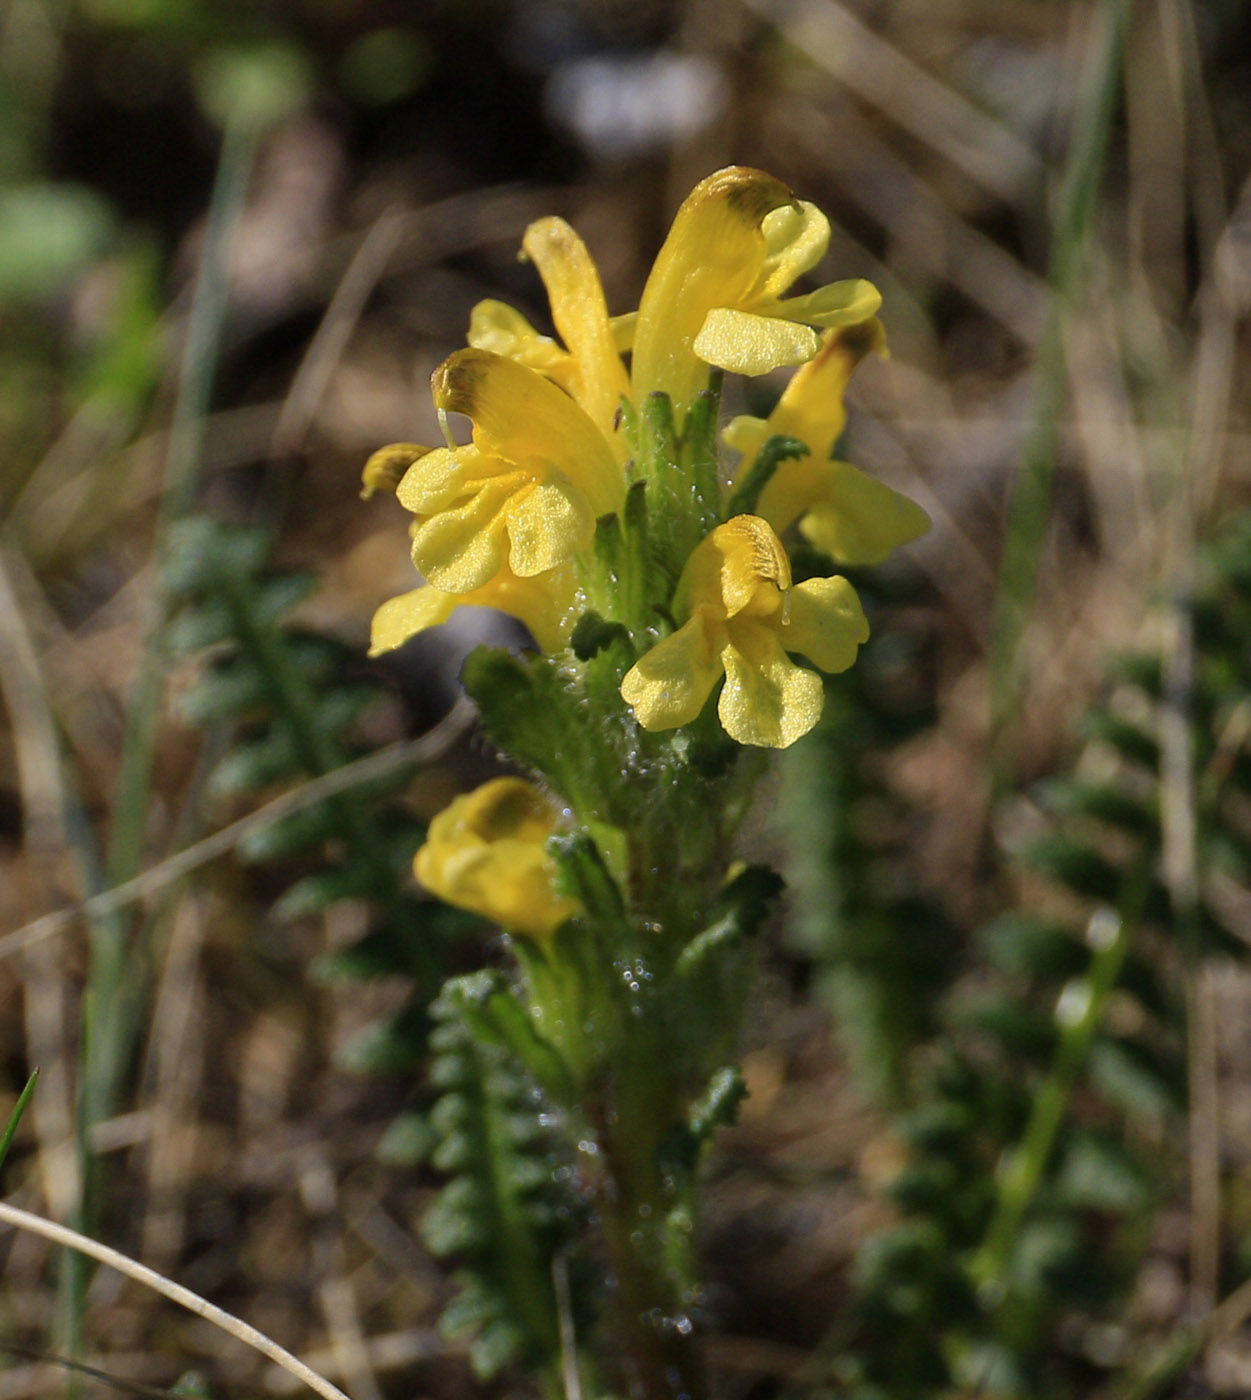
[618,381,725,600]
[779,584,953,1106]
[661,1065,748,1176]
[548,832,626,925]
[422,975,582,1380]
[589,480,656,638]
[570,611,632,663]
[461,646,615,819]
[165,514,475,1071]
[788,511,1251,1396]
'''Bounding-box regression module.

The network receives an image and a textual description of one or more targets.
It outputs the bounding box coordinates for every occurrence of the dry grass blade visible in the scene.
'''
[298,1151,383,1400]
[270,207,407,459]
[784,100,1045,342]
[0,1201,354,1400]
[739,0,1043,205]
[0,539,88,1220]
[0,1337,204,1400]
[0,695,475,961]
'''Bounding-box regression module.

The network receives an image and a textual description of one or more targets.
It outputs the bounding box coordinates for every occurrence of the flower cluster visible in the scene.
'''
[366,167,928,934]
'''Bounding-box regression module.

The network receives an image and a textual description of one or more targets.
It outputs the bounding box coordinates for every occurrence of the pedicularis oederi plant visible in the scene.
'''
[364,168,929,1400]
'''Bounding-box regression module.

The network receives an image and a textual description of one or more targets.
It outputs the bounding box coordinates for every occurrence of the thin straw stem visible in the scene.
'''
[0,696,474,963]
[0,1201,353,1400]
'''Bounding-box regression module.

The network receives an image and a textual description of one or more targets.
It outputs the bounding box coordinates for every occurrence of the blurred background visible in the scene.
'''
[2,0,1251,1396]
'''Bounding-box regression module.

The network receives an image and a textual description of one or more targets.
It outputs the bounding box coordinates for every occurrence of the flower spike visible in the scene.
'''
[363,171,932,1398]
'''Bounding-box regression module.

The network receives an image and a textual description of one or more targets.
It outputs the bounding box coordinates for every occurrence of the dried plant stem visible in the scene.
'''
[0,696,474,962]
[66,114,261,1364]
[0,540,90,1224]
[0,1202,353,1400]
[736,0,1041,204]
[270,206,406,458]
[1158,0,1239,1318]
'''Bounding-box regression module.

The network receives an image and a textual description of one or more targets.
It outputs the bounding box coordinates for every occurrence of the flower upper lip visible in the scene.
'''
[628,166,881,419]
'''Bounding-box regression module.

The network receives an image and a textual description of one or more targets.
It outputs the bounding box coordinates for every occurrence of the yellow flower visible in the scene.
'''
[620,516,869,749]
[383,348,625,595]
[724,320,931,566]
[468,216,630,458]
[628,167,881,420]
[415,777,582,940]
[368,564,578,657]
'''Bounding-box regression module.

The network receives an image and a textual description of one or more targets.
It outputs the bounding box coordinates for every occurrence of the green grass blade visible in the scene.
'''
[0,1069,39,1175]
[70,108,259,1368]
[987,0,1133,797]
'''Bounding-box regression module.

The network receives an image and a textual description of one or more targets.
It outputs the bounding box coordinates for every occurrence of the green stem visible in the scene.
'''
[69,109,257,1362]
[595,1075,707,1400]
[0,1069,39,1176]
[105,113,256,896]
[970,859,1151,1293]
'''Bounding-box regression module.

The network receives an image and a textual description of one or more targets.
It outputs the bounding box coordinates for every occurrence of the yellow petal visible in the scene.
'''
[455,775,557,844]
[756,200,830,299]
[798,462,931,566]
[466,299,569,372]
[721,414,770,461]
[410,475,518,592]
[759,323,866,457]
[368,587,458,655]
[631,166,795,417]
[620,606,724,731]
[610,310,636,351]
[739,319,890,534]
[368,570,577,657]
[395,445,481,515]
[433,349,623,516]
[764,278,882,328]
[782,576,870,673]
[718,625,824,748]
[720,516,791,618]
[504,475,596,577]
[505,576,580,652]
[362,443,431,499]
[415,778,580,939]
[453,841,580,938]
[523,216,630,444]
[754,457,830,537]
[676,516,791,622]
[480,565,580,651]
[693,308,819,376]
